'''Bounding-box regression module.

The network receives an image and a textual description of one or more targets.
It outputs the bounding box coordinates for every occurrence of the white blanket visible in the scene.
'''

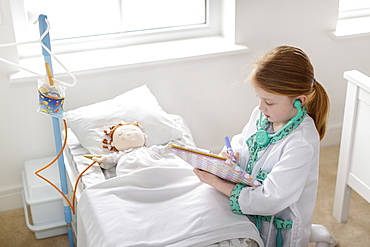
[77,166,263,247]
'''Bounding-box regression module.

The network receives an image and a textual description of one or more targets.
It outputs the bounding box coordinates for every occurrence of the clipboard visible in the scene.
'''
[168,144,261,187]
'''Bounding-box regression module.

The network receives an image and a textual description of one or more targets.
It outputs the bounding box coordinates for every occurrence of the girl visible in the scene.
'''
[194,45,330,247]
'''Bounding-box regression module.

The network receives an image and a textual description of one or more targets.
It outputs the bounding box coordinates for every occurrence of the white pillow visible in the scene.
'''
[65,85,183,155]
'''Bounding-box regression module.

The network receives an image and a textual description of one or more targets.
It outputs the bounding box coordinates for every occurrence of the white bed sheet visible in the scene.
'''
[64,114,263,247]
[77,166,263,247]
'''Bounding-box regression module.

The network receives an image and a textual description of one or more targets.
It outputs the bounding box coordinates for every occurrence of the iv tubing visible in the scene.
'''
[34,119,97,215]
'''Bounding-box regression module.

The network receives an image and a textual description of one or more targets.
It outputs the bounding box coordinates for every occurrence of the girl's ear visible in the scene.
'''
[295,95,307,106]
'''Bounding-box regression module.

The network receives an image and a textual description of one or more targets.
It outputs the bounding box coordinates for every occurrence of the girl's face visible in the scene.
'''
[253,84,302,131]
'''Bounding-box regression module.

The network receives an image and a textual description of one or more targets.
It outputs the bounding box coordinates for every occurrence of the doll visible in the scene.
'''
[101,122,147,152]
[88,122,178,176]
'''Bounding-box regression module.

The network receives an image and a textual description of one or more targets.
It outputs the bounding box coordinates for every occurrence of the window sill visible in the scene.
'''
[331,16,370,39]
[9,36,249,84]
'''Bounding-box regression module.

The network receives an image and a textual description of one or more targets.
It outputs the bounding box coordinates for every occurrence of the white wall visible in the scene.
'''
[1,0,370,211]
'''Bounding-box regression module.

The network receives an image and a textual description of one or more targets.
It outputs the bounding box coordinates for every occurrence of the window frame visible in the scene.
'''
[334,0,370,37]
[11,0,221,58]
[338,7,370,20]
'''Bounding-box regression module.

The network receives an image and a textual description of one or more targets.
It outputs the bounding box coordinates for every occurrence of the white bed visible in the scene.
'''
[333,70,370,222]
[62,85,263,247]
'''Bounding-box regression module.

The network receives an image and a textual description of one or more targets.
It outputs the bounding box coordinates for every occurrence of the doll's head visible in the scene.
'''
[102,122,147,151]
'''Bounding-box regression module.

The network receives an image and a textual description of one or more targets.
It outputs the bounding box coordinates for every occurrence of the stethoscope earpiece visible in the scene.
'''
[293,100,302,108]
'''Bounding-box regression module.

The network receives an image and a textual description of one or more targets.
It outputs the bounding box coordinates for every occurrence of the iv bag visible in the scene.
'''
[37,77,66,118]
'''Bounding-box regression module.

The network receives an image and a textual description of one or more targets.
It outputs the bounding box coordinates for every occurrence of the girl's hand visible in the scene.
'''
[219,150,240,164]
[193,168,235,196]
[193,168,220,187]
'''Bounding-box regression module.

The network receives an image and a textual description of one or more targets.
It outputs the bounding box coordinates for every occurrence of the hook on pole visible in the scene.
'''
[0,14,77,87]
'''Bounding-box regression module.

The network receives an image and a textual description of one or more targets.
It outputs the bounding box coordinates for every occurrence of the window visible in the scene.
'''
[24,0,206,40]
[16,0,218,56]
[335,0,370,37]
[7,0,245,83]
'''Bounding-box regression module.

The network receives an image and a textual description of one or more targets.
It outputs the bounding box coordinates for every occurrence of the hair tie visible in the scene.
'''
[313,78,317,84]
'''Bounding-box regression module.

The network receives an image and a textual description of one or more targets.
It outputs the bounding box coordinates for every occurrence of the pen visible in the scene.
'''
[224,136,237,163]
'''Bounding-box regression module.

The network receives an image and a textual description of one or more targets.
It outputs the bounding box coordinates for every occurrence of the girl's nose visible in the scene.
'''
[258,103,265,112]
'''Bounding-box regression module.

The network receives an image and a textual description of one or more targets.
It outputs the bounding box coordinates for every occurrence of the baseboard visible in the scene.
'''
[321,123,342,147]
[0,187,23,212]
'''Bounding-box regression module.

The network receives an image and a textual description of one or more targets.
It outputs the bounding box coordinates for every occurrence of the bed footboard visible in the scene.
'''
[333,70,370,222]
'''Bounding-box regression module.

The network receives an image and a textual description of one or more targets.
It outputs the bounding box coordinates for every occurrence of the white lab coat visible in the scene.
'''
[230,107,320,247]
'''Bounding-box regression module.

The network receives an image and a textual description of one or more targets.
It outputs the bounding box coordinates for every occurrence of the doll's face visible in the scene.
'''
[111,124,146,151]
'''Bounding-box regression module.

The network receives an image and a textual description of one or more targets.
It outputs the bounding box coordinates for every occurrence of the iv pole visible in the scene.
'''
[38,14,74,247]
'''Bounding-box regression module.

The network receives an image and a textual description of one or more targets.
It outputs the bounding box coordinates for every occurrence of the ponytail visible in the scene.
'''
[306,80,330,140]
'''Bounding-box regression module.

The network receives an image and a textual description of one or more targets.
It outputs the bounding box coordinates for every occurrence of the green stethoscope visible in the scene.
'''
[246,100,305,176]
[255,100,303,146]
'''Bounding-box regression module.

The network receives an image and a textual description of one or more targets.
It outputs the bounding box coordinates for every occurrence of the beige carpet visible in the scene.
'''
[0,145,369,247]
[0,207,69,247]
[309,145,370,247]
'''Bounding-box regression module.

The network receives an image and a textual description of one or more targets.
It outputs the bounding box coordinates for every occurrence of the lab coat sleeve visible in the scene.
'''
[235,136,315,216]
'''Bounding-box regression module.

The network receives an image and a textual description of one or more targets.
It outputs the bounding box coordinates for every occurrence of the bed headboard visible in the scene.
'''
[333,70,370,223]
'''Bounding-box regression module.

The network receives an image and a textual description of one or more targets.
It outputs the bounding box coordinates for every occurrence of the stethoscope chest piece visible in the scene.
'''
[255,130,271,146]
